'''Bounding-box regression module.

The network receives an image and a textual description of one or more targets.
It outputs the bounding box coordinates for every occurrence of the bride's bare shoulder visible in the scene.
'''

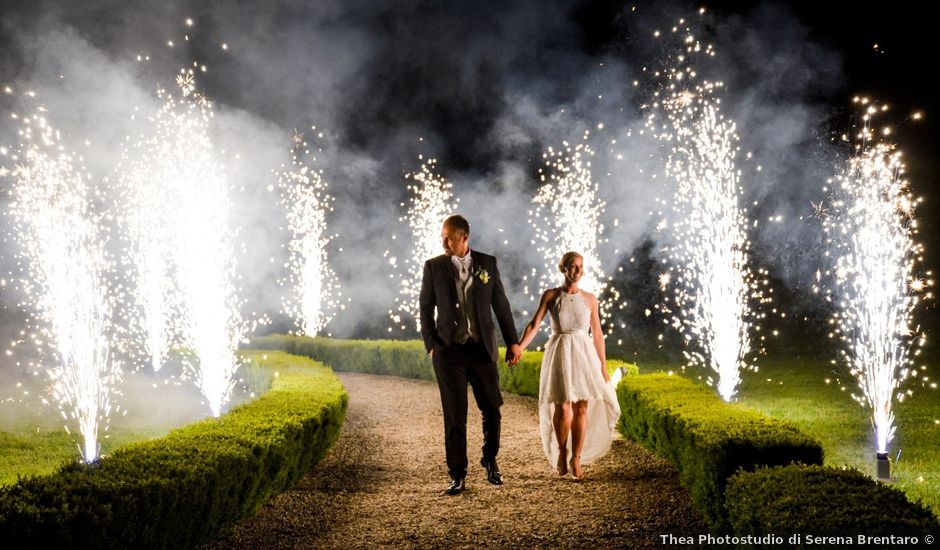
[542,287,561,301]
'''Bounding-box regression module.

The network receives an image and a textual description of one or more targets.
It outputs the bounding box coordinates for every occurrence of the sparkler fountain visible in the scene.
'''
[276,129,343,336]
[118,67,247,416]
[168,69,246,416]
[2,103,119,462]
[526,138,619,333]
[389,156,457,332]
[648,29,758,401]
[822,98,931,478]
[116,85,190,373]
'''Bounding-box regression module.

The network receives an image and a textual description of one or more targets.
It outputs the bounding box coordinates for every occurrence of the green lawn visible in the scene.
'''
[0,426,167,486]
[0,353,273,486]
[636,355,940,517]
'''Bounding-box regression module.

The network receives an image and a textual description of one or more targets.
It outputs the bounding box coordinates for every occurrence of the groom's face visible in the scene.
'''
[441,223,469,257]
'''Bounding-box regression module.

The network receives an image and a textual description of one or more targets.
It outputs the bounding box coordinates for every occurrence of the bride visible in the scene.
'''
[518,251,621,480]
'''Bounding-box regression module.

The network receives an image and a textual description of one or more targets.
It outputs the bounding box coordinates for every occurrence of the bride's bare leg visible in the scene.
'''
[553,402,572,475]
[569,400,588,480]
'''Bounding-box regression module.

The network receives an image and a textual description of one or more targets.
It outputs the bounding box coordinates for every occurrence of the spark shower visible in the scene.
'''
[1,68,258,460]
[5,105,119,462]
[823,97,931,459]
[648,28,759,402]
[0,8,932,472]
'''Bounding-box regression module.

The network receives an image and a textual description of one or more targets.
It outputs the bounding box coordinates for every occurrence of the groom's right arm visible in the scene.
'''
[419,260,436,355]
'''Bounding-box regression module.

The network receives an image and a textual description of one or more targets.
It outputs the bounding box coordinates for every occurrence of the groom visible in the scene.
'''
[420,214,522,496]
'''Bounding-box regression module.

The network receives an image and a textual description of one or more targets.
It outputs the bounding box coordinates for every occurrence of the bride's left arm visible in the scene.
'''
[587,293,609,382]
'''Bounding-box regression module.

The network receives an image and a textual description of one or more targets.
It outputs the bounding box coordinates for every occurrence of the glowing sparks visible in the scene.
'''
[811,200,829,220]
[176,69,195,97]
[527,139,621,331]
[1,53,255,456]
[4,105,120,462]
[169,78,246,417]
[115,96,187,374]
[390,156,457,332]
[658,272,671,290]
[649,31,757,401]
[824,101,930,455]
[120,71,247,415]
[276,133,343,336]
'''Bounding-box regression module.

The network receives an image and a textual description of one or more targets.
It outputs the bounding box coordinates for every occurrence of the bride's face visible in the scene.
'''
[562,257,583,284]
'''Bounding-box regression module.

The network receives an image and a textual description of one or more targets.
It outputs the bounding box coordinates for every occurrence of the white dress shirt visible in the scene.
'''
[451,250,477,341]
[452,250,472,286]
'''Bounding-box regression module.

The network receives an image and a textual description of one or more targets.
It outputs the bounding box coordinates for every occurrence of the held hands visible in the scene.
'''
[431,345,521,365]
[505,343,523,366]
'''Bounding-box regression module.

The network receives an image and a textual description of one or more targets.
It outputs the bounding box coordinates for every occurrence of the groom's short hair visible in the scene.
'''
[444,215,470,236]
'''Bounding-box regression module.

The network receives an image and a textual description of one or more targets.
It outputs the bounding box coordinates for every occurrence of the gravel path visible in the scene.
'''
[210,372,704,549]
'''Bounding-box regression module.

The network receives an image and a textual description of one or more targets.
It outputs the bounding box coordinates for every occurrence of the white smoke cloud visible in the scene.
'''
[0,0,862,357]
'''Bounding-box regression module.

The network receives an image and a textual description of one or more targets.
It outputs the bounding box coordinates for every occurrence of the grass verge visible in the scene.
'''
[637,356,940,518]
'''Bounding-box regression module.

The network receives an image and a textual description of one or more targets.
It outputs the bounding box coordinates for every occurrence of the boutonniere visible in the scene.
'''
[474,266,490,284]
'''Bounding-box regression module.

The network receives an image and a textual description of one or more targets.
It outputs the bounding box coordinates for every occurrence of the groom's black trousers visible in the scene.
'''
[432,338,503,479]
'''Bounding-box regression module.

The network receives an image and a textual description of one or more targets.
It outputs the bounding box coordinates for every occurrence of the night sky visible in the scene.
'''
[0,0,936,346]
[768,1,938,260]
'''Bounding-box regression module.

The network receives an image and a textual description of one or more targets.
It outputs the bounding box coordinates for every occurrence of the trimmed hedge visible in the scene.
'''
[252,335,433,381]
[726,464,939,534]
[0,351,347,550]
[617,373,824,531]
[250,334,639,397]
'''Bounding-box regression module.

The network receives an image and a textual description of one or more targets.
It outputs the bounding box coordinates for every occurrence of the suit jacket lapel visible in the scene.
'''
[443,256,459,303]
[470,255,483,306]
[446,255,459,280]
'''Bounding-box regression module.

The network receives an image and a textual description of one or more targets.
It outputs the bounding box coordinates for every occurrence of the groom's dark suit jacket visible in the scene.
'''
[420,251,519,363]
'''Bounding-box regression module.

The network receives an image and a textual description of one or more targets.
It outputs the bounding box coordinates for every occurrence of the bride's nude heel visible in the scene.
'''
[569,454,583,482]
[557,444,568,476]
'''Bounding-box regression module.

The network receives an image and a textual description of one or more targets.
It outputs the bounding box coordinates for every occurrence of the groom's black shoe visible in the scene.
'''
[481,457,503,485]
[444,477,465,496]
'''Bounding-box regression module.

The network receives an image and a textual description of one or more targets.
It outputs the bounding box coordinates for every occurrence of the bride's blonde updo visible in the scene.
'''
[558,251,583,273]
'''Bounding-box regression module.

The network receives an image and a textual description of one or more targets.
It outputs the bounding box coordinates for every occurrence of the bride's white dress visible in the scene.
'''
[539,290,621,467]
